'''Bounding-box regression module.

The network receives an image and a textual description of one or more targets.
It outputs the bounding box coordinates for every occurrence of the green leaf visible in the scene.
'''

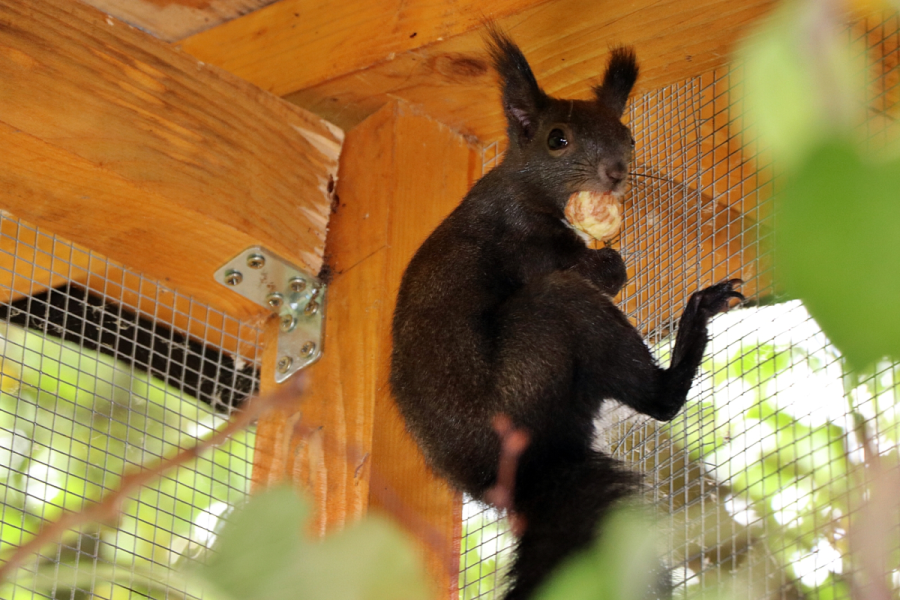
[804,574,851,600]
[776,140,900,370]
[197,486,431,600]
[197,486,309,600]
[736,0,865,167]
[290,514,432,600]
[534,507,661,600]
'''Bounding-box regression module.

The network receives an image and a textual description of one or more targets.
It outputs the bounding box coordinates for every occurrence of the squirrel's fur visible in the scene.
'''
[390,29,742,599]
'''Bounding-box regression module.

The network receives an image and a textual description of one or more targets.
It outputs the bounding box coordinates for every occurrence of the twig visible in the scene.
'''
[484,414,531,537]
[841,368,895,600]
[0,374,307,582]
[1,370,464,589]
[851,463,898,600]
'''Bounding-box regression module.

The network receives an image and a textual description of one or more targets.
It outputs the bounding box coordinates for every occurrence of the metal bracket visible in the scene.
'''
[215,247,325,383]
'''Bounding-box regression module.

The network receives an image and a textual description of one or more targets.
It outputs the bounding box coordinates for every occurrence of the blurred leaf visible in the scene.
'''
[198,486,431,600]
[534,507,661,600]
[198,486,306,599]
[776,140,900,370]
[805,574,851,600]
[736,0,865,167]
[296,515,433,600]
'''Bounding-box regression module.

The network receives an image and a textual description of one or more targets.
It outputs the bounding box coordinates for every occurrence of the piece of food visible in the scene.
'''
[564,191,623,242]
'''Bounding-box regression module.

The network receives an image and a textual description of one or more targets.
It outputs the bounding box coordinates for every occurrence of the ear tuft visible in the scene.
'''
[485,26,547,145]
[593,46,639,117]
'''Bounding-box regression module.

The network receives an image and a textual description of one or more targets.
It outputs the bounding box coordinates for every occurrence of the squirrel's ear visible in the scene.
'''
[486,28,547,146]
[593,46,639,117]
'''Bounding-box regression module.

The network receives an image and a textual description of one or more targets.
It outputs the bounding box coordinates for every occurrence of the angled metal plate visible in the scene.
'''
[215,246,325,383]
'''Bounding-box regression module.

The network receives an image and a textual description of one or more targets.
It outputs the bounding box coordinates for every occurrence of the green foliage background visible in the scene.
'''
[0,322,254,599]
[462,1,900,596]
[4,1,900,598]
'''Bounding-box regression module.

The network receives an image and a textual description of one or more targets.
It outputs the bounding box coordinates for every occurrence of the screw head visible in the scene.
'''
[266,293,284,310]
[280,313,296,332]
[304,300,319,317]
[247,253,266,269]
[300,341,316,358]
[277,356,293,373]
[224,270,243,286]
[289,277,307,293]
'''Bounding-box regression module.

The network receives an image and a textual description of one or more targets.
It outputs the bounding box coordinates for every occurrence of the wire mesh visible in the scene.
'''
[0,215,262,599]
[458,140,517,600]
[460,14,899,600]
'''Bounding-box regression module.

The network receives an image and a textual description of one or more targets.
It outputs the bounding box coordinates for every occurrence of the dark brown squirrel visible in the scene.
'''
[390,29,743,599]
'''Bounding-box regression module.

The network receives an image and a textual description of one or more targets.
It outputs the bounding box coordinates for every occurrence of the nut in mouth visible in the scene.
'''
[564,190,623,242]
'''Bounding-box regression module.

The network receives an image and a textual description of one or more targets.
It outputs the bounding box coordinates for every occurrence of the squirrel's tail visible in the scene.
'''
[502,449,666,600]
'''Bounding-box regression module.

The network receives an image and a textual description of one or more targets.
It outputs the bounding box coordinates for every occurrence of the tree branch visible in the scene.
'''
[0,374,307,582]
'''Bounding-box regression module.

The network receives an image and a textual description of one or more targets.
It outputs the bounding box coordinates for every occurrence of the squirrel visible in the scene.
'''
[389,28,743,599]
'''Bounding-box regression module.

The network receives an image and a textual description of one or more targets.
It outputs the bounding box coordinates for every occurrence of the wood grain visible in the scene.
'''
[250,249,388,534]
[81,0,281,43]
[250,104,396,532]
[0,0,341,322]
[251,101,471,598]
[369,102,474,599]
[0,217,92,304]
[281,0,775,142]
[179,0,554,95]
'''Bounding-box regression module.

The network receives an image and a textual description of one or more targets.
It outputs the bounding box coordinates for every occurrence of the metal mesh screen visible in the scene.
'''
[460,15,899,600]
[0,215,262,599]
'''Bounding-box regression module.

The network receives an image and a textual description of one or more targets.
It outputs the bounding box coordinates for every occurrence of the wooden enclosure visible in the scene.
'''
[8,0,891,598]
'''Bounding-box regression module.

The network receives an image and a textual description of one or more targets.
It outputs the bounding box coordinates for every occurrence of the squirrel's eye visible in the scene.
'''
[547,129,568,151]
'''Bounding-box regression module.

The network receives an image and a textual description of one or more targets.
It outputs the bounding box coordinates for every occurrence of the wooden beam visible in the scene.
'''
[278,0,771,143]
[251,101,471,598]
[178,0,554,95]
[79,0,281,43]
[0,0,342,323]
[250,103,397,532]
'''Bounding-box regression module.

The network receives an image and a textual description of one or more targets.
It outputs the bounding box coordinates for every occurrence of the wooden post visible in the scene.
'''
[251,100,474,598]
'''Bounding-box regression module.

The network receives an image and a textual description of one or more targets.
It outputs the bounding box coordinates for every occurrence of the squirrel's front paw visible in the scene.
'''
[592,247,627,295]
[695,279,745,316]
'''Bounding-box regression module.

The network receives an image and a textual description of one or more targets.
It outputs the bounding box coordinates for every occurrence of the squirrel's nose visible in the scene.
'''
[604,162,628,185]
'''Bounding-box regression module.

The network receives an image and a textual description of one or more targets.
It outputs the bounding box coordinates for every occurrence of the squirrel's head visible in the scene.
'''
[487,30,639,206]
